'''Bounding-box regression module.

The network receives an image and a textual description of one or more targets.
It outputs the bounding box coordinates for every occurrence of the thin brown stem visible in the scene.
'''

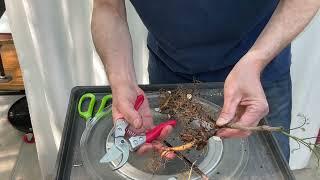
[224,124,284,132]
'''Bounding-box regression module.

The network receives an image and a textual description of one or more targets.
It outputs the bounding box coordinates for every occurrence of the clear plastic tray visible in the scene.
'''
[79,93,249,180]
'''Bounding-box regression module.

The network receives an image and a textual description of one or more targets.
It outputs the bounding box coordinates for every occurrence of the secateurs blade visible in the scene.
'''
[99,95,177,170]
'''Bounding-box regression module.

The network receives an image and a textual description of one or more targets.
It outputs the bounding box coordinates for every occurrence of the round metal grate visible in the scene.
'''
[80,93,249,179]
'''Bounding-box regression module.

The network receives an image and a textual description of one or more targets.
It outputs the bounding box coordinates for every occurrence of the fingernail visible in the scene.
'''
[216,118,228,126]
[134,119,141,129]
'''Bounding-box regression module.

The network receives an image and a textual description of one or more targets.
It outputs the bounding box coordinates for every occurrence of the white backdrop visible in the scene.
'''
[289,13,320,170]
[3,0,319,178]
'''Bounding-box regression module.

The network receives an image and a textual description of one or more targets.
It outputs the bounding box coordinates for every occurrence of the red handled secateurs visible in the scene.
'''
[99,95,176,170]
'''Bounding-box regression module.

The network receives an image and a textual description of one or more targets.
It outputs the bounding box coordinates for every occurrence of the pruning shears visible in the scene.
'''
[78,93,112,126]
[99,94,177,170]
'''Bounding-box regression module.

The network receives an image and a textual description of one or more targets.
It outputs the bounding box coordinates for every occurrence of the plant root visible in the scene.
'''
[161,140,196,158]
[155,86,320,172]
[188,161,197,180]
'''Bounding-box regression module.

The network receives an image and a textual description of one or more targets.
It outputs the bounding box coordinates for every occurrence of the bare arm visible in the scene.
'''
[91,0,136,88]
[91,0,174,154]
[246,0,320,72]
[217,0,320,137]
[91,0,144,127]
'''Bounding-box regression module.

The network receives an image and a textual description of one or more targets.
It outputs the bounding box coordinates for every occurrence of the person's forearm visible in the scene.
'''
[91,0,137,89]
[246,0,320,72]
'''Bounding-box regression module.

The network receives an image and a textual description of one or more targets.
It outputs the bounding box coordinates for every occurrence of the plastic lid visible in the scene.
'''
[80,93,249,179]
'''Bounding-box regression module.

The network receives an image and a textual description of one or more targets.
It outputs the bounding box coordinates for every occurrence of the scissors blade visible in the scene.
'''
[99,145,123,163]
[113,141,130,170]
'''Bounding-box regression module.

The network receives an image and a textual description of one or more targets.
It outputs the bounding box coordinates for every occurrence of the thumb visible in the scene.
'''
[121,103,143,129]
[216,97,240,126]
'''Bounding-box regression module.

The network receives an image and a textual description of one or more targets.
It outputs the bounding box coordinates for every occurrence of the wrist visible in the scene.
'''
[111,80,139,93]
[239,50,272,75]
[109,73,138,91]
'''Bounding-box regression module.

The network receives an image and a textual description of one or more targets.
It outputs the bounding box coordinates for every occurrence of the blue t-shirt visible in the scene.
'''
[130,0,291,82]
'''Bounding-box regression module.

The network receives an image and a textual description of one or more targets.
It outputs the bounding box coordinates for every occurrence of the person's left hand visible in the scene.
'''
[216,52,269,138]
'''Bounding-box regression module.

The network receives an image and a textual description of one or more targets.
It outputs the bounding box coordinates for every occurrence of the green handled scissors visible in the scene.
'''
[78,93,112,126]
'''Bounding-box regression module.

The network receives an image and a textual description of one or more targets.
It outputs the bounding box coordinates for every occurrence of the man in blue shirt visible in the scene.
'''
[91,0,320,162]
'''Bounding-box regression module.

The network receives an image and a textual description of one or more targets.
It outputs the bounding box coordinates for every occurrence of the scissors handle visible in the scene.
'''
[146,120,177,143]
[97,95,113,114]
[78,93,96,121]
[134,95,144,110]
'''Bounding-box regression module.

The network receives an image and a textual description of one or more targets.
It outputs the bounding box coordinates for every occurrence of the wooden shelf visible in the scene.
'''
[0,43,24,91]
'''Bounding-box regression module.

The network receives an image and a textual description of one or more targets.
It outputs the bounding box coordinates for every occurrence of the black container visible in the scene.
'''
[53,83,295,180]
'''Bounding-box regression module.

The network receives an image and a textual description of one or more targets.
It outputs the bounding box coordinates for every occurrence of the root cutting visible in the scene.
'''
[162,87,319,154]
[148,86,319,177]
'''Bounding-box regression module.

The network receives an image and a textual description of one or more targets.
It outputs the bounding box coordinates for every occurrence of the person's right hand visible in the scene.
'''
[112,83,152,131]
[111,83,174,157]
